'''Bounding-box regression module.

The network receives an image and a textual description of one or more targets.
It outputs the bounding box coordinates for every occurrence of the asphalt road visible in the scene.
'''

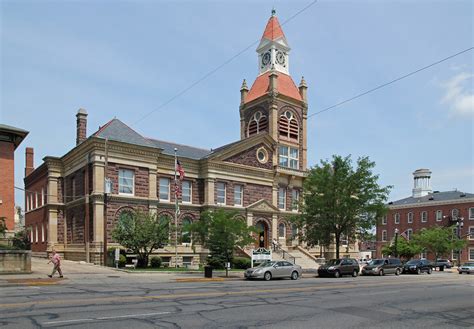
[1,270,473,329]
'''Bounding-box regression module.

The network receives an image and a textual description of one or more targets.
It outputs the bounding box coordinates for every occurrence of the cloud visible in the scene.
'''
[441,72,474,117]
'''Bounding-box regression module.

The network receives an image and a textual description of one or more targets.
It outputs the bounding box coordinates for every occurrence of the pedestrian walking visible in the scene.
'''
[47,249,63,278]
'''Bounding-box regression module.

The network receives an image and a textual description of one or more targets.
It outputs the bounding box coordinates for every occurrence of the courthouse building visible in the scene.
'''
[24,12,358,265]
[376,169,474,263]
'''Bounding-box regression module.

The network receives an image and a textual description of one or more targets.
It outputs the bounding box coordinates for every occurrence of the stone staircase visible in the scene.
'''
[274,246,319,271]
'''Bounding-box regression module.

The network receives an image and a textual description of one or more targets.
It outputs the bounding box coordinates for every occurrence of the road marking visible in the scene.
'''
[0,277,467,309]
[43,312,171,325]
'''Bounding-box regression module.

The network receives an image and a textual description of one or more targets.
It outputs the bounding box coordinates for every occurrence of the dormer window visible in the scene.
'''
[279,110,298,140]
[248,111,268,137]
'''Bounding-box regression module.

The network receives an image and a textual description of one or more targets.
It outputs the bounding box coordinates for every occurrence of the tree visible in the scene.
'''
[11,228,31,250]
[381,238,423,260]
[411,226,466,261]
[296,155,391,259]
[0,217,6,237]
[188,209,256,277]
[112,210,169,268]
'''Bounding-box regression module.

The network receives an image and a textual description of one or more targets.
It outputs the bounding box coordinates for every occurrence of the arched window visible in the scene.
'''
[181,217,192,243]
[279,110,299,140]
[278,223,286,238]
[247,111,268,137]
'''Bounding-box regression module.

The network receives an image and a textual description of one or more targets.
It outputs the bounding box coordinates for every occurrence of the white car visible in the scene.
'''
[457,262,474,274]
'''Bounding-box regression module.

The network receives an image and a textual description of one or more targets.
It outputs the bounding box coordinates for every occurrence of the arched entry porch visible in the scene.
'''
[255,220,270,249]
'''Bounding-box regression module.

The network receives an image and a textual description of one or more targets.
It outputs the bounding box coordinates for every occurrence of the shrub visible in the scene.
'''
[150,256,162,268]
[118,254,126,268]
[233,257,251,269]
[11,229,31,250]
[207,256,224,269]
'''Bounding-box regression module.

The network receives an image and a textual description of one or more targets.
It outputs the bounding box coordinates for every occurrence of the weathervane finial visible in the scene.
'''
[271,8,276,17]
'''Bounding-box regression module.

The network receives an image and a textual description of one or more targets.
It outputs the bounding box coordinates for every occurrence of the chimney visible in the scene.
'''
[240,79,249,104]
[25,147,34,177]
[76,108,88,145]
[299,76,308,103]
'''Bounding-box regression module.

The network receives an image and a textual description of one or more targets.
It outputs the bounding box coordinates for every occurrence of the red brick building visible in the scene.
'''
[376,169,474,263]
[24,12,359,265]
[0,124,28,235]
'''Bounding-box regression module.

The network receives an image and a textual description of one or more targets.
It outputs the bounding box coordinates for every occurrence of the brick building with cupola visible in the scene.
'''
[24,11,360,266]
[376,169,474,263]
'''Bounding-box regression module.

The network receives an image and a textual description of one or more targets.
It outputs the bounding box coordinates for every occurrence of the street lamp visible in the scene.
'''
[455,217,464,266]
[394,228,399,258]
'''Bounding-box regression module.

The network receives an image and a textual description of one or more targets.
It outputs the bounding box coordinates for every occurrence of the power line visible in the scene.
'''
[309,47,474,118]
[132,0,318,126]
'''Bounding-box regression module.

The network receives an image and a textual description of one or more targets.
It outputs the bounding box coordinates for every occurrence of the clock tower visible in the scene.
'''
[257,9,290,76]
[239,10,308,171]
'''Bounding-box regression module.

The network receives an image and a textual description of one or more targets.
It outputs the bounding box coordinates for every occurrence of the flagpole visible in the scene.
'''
[174,147,178,268]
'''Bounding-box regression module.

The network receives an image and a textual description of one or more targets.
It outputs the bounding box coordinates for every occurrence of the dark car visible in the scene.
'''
[317,258,360,278]
[435,259,452,269]
[402,259,433,274]
[361,258,402,276]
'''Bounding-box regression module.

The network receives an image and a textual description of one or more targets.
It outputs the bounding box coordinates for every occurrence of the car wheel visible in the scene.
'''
[264,272,272,281]
[379,269,384,276]
[395,268,400,276]
[458,271,462,275]
[352,269,358,277]
[291,271,299,280]
[417,268,421,275]
[428,268,432,274]
[334,270,341,278]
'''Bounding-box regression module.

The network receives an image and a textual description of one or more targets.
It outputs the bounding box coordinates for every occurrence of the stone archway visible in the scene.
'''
[255,220,270,249]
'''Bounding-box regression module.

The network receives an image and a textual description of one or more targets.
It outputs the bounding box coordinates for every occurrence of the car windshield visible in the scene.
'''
[437,259,447,262]
[369,259,384,265]
[326,259,341,266]
[256,261,276,268]
[406,260,419,265]
[462,262,474,266]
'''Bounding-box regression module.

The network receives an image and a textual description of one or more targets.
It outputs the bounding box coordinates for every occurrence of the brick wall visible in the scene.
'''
[0,141,15,230]
[107,163,149,198]
[224,143,273,170]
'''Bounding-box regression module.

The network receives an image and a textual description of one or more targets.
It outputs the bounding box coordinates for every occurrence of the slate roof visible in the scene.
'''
[261,14,285,41]
[389,191,474,206]
[92,118,212,160]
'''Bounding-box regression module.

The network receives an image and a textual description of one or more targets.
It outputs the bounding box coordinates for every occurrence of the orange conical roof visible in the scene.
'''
[261,12,285,41]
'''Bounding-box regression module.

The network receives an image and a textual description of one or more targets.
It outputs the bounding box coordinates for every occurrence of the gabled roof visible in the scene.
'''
[245,71,302,103]
[92,118,212,160]
[147,138,212,160]
[389,191,474,206]
[203,133,274,161]
[261,15,285,41]
[93,119,155,148]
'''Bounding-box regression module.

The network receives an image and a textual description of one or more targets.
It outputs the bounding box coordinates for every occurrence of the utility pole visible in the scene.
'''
[174,147,178,268]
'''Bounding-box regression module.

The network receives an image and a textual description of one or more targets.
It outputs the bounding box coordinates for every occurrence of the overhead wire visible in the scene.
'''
[131,0,318,126]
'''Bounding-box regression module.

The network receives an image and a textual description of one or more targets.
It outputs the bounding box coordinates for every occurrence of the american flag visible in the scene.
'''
[176,160,185,181]
[400,231,408,240]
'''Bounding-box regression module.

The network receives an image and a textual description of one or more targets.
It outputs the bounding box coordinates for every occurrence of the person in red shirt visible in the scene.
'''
[47,249,63,278]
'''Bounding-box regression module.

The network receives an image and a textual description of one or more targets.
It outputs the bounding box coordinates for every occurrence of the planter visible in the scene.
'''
[0,250,32,274]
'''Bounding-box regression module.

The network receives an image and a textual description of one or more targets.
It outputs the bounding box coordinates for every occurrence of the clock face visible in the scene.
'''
[262,52,271,66]
[276,51,286,65]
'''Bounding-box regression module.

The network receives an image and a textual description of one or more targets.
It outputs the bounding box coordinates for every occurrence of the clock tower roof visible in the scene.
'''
[261,12,286,42]
[245,71,302,104]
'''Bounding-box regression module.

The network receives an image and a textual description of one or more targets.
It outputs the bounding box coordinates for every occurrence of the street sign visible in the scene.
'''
[251,248,272,267]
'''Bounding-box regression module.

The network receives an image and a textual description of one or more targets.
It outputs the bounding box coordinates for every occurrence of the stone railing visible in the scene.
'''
[0,250,32,274]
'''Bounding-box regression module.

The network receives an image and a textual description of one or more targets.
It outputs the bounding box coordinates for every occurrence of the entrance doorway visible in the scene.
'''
[255,221,269,249]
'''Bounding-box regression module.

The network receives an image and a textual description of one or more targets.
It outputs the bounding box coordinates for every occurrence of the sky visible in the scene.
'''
[1,0,473,210]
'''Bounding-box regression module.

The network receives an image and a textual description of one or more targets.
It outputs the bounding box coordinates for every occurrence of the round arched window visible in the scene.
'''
[256,147,268,164]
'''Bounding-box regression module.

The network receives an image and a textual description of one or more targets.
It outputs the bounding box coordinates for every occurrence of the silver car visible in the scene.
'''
[457,262,474,274]
[244,260,302,281]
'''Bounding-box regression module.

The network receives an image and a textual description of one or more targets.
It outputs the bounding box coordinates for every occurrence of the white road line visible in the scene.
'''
[97,312,171,320]
[43,312,171,325]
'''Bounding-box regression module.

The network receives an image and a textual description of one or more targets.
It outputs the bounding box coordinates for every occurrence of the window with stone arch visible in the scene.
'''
[279,110,299,141]
[278,222,286,238]
[247,111,268,137]
[181,217,192,244]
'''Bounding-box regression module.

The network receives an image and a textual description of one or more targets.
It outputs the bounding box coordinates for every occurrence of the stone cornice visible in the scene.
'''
[202,161,275,182]
[388,197,474,210]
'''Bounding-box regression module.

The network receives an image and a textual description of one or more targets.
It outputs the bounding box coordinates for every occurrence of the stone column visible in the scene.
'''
[204,178,215,206]
[247,212,253,227]
[47,175,59,247]
[272,214,278,240]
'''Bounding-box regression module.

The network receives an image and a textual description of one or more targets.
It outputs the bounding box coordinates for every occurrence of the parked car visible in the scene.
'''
[435,259,452,269]
[361,258,402,276]
[402,259,433,274]
[457,262,474,274]
[317,258,360,278]
[244,260,302,281]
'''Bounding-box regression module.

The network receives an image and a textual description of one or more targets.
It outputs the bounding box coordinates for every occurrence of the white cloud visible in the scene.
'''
[441,72,474,117]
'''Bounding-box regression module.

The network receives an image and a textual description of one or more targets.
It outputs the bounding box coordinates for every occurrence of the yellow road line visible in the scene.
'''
[0,277,465,309]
